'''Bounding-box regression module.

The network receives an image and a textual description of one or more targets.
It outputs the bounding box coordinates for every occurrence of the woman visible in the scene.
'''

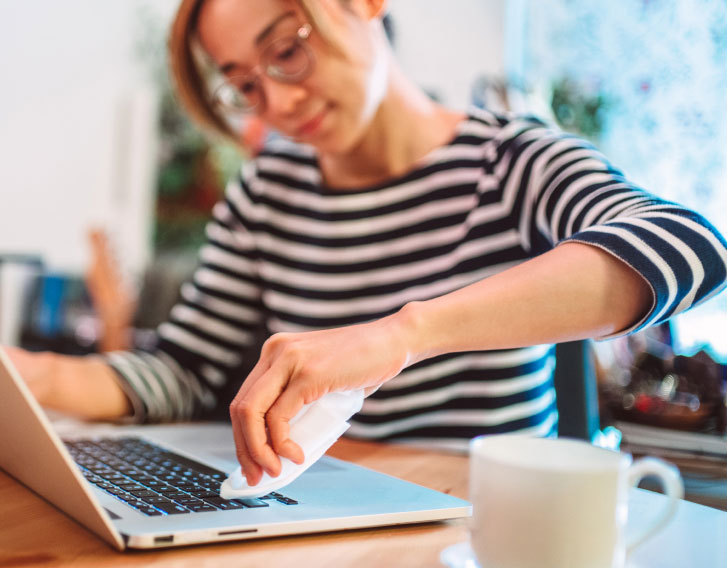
[9,0,727,488]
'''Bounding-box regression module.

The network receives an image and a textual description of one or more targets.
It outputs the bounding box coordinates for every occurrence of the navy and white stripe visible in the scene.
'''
[105,108,727,451]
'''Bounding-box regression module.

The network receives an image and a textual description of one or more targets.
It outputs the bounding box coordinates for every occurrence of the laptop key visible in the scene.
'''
[153,502,190,515]
[117,494,143,505]
[142,496,171,505]
[164,492,191,500]
[204,497,244,510]
[276,497,299,505]
[188,504,218,512]
[132,474,156,484]
[175,497,205,506]
[130,490,158,498]
[118,483,147,492]
[237,499,269,508]
[190,490,218,498]
[161,474,184,483]
[103,473,127,482]
[139,507,164,516]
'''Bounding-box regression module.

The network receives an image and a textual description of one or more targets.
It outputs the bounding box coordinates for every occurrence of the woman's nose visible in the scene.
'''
[260,76,307,117]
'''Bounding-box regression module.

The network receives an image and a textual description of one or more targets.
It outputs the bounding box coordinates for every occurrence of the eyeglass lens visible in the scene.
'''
[214,29,313,112]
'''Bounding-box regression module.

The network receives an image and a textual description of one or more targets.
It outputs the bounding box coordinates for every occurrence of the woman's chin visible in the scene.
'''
[300,129,353,154]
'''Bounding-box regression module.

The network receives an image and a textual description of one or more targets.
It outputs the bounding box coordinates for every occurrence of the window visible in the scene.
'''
[517,0,727,361]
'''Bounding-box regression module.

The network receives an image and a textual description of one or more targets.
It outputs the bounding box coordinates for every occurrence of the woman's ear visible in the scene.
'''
[350,0,388,21]
[367,0,388,19]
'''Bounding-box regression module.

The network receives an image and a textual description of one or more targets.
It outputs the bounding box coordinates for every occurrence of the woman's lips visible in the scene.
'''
[296,107,329,137]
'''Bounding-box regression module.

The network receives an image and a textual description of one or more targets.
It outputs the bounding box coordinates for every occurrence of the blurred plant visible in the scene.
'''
[550,77,611,143]
[470,74,610,145]
[134,5,241,254]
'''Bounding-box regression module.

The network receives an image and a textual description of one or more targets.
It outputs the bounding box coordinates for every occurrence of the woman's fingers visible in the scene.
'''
[229,353,300,483]
[229,411,264,485]
[266,384,306,465]
[230,393,282,483]
[229,356,279,484]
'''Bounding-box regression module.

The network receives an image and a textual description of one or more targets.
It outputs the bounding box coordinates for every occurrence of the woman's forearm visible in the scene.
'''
[6,347,132,421]
[399,241,653,364]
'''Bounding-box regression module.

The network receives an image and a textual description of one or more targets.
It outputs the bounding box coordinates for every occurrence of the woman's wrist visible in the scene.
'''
[47,354,132,421]
[390,301,433,368]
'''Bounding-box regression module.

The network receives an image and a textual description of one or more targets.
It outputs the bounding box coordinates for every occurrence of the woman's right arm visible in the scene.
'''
[4,346,132,421]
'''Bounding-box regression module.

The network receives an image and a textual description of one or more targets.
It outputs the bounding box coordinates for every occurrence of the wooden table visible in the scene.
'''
[1,438,725,568]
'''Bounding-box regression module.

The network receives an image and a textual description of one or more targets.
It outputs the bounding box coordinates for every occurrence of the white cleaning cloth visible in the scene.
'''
[220,389,365,499]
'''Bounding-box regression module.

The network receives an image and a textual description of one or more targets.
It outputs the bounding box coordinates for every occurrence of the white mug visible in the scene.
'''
[469,435,684,568]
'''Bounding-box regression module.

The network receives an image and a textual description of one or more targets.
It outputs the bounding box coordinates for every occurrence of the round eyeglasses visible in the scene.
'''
[212,24,314,114]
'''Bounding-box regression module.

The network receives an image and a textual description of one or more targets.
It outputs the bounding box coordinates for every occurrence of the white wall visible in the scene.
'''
[387,0,507,109]
[0,1,177,275]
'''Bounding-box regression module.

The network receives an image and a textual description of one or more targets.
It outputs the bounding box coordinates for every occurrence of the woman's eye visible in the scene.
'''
[278,45,298,61]
[238,79,258,95]
[271,42,301,63]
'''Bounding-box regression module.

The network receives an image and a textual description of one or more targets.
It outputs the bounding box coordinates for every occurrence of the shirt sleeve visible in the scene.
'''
[499,117,727,338]
[102,164,267,423]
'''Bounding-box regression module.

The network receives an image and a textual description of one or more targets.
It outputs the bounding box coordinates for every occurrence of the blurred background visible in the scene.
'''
[1,1,726,463]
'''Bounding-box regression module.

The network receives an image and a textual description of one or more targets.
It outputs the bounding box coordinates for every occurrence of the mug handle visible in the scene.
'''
[625,457,684,554]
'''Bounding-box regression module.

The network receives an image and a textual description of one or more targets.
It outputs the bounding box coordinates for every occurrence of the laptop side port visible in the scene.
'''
[218,529,258,536]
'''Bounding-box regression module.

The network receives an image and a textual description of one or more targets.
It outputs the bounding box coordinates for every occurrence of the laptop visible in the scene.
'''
[0,348,470,550]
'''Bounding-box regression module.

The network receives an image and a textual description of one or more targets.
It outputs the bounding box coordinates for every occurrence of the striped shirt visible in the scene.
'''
[106,108,727,452]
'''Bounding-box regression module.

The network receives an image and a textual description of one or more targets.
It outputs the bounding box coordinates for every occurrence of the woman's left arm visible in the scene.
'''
[400,240,653,360]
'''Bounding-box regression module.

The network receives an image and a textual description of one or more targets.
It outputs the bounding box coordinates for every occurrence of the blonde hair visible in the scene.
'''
[168,0,349,145]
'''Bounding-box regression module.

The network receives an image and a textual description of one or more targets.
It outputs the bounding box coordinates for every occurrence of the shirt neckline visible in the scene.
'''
[313,111,473,195]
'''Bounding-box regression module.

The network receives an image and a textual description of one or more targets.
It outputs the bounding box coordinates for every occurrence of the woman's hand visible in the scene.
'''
[229,310,417,486]
[85,228,138,352]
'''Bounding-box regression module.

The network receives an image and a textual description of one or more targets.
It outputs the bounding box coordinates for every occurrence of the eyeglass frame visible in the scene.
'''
[211,23,314,114]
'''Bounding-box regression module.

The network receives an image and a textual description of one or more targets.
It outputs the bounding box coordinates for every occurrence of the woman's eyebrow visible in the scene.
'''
[255,11,297,45]
[219,12,297,74]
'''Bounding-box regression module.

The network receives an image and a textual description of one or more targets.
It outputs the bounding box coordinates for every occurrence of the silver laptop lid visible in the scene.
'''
[0,348,125,549]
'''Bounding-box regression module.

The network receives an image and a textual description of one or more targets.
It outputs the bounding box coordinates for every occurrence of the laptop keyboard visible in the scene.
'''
[64,437,298,516]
